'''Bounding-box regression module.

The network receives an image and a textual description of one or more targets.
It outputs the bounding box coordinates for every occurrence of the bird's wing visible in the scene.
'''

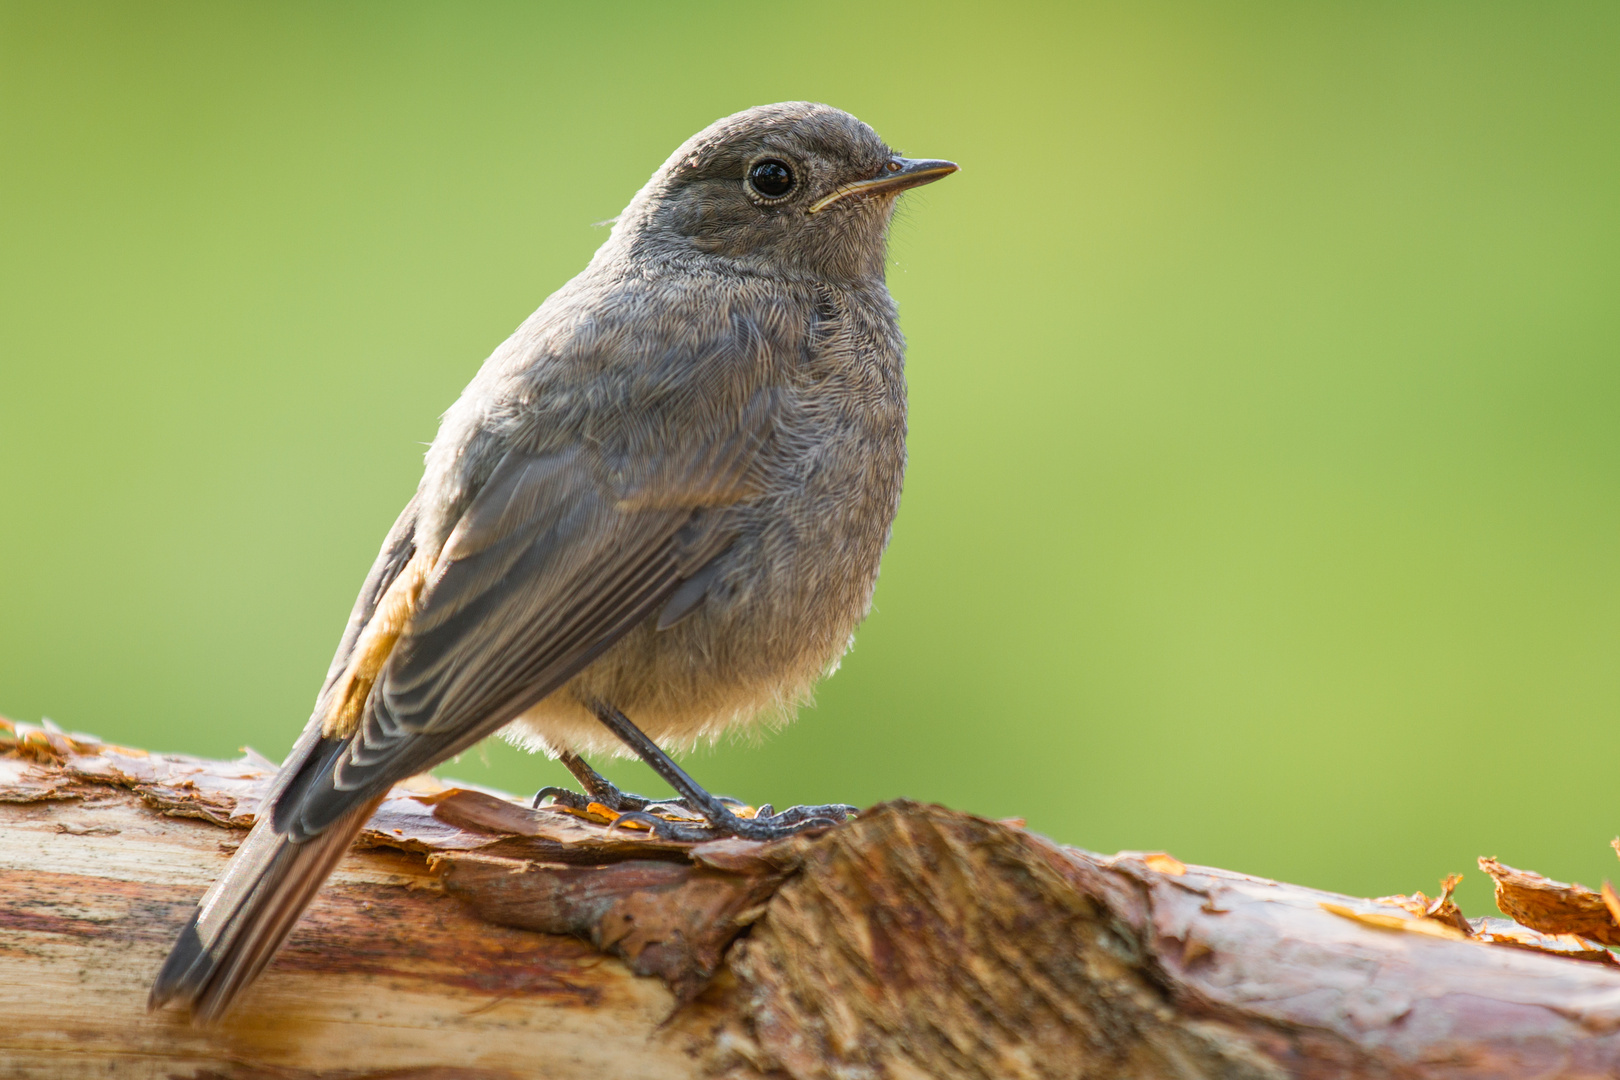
[278,394,770,840]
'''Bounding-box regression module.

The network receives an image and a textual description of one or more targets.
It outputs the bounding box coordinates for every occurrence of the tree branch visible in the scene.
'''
[3,718,1619,1079]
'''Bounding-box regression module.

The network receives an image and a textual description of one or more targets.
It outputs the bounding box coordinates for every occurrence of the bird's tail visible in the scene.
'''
[148,793,381,1022]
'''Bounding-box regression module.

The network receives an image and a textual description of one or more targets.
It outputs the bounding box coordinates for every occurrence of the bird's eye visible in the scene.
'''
[747,159,795,200]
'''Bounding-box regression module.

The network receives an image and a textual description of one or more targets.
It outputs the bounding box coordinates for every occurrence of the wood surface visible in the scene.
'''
[4,717,1620,1079]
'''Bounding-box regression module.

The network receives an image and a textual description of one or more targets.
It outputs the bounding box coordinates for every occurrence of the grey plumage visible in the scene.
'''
[150,101,955,1020]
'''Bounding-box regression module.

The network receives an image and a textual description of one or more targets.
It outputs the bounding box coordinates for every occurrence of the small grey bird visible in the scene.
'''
[150,101,955,1020]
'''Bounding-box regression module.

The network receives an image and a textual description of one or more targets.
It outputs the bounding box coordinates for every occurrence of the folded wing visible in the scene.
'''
[152,395,768,1018]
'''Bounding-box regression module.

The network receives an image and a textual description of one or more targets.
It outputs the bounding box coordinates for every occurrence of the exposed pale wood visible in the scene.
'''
[5,720,1620,1079]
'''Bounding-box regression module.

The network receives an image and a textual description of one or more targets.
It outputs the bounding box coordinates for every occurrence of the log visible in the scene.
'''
[5,717,1620,1079]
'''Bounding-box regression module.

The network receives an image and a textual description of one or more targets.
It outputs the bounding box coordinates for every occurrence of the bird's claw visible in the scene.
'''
[532,785,590,810]
[760,803,858,826]
[608,804,852,841]
[534,781,747,815]
[704,802,858,841]
[606,810,715,841]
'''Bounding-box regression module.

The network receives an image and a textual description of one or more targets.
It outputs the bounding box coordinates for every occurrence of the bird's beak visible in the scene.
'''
[807,156,959,214]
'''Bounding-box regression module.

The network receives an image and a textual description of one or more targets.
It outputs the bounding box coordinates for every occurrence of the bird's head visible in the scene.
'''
[615,102,956,282]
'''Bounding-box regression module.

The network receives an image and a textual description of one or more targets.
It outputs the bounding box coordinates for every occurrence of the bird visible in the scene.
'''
[149,101,956,1021]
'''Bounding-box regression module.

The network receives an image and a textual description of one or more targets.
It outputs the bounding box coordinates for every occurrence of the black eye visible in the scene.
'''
[748,159,795,199]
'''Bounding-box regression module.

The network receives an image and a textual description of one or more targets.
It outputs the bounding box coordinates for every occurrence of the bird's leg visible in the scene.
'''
[533,749,745,815]
[532,751,637,811]
[588,701,856,841]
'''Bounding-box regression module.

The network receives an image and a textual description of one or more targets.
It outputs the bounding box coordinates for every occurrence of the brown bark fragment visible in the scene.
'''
[1374,872,1471,934]
[1479,856,1620,946]
[434,850,790,1000]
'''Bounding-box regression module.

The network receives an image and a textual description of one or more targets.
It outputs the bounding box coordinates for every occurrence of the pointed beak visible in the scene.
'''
[807,156,959,214]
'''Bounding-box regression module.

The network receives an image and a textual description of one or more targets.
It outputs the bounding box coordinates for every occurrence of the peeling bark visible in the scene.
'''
[4,719,1620,1079]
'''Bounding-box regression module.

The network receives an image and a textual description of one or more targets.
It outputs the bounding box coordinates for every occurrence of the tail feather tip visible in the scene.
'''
[148,909,206,1012]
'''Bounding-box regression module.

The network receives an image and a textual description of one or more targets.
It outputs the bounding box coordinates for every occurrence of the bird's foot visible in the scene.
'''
[544,728,853,842]
[532,780,745,816]
[608,801,858,842]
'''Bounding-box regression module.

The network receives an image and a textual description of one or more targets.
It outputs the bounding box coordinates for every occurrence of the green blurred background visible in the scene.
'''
[3,3,1617,915]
